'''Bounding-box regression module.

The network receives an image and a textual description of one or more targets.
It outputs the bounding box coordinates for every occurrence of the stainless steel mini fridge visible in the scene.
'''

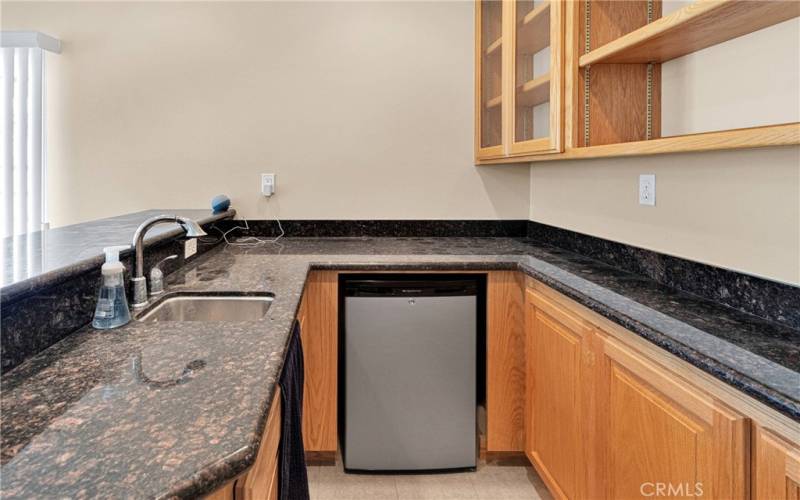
[341,275,479,472]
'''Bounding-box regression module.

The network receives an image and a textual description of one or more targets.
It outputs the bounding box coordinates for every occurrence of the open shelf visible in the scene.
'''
[517,1,550,55]
[580,0,800,66]
[516,73,550,107]
[485,94,502,109]
[485,37,502,57]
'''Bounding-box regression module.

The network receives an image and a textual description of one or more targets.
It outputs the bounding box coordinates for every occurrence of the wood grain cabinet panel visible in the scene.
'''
[524,279,761,500]
[753,424,800,500]
[475,0,565,162]
[525,289,592,499]
[299,271,338,455]
[596,337,749,500]
[487,271,526,452]
[235,387,282,500]
[475,0,506,160]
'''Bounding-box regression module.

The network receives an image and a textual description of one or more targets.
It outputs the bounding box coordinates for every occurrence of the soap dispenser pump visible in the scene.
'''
[92,245,132,329]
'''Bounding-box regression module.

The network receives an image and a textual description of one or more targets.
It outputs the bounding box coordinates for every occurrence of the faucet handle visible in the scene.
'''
[149,254,178,296]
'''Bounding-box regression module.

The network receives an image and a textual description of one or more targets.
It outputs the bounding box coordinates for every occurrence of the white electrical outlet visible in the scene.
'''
[184,238,197,259]
[261,173,276,197]
[639,174,656,206]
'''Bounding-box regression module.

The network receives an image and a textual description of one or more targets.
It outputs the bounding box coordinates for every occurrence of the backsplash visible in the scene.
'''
[527,221,800,330]
[213,219,529,238]
[214,218,800,329]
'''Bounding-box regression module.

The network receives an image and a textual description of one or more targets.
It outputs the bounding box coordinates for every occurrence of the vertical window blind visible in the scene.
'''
[1,32,60,238]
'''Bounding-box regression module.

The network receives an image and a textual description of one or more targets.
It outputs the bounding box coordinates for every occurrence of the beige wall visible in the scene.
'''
[6,1,799,284]
[660,15,800,136]
[3,1,530,227]
[530,147,800,286]
[529,16,800,286]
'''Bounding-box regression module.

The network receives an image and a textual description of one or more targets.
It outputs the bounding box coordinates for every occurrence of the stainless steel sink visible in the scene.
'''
[138,293,274,322]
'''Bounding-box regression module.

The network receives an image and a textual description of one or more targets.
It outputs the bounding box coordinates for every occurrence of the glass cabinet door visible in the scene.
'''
[476,0,505,159]
[511,0,562,155]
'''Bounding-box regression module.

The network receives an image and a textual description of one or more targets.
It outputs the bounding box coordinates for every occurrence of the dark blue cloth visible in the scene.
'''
[278,320,310,500]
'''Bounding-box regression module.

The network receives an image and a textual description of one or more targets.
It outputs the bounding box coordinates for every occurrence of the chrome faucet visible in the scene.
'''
[130,215,206,308]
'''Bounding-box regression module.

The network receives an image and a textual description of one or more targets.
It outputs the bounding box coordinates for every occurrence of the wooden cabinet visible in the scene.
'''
[596,336,748,500]
[525,279,755,500]
[235,387,282,500]
[475,0,565,162]
[486,271,526,452]
[299,271,338,458]
[525,288,593,499]
[477,0,800,164]
[753,424,800,500]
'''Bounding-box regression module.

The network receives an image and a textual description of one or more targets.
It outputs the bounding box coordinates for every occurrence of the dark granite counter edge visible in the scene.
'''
[0,210,236,305]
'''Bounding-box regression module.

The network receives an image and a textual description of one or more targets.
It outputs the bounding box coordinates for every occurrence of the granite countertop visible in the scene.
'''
[1,209,235,303]
[1,237,798,498]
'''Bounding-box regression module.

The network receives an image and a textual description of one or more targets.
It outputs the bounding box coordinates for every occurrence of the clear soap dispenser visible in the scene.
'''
[92,245,132,329]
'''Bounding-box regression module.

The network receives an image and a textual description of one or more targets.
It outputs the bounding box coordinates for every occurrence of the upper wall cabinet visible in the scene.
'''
[475,0,564,161]
[476,0,800,164]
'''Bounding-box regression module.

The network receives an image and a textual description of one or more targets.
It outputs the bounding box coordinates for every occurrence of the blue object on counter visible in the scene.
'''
[211,194,231,213]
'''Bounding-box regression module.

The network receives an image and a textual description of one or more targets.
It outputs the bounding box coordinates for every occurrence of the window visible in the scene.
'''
[1,31,60,238]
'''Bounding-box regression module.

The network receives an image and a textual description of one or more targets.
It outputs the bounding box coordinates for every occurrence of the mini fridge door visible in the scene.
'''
[343,294,477,472]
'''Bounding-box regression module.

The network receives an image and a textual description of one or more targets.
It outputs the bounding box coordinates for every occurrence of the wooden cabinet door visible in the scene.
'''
[475,0,508,160]
[596,336,749,500]
[753,424,800,500]
[300,270,338,455]
[525,289,592,499]
[510,0,564,155]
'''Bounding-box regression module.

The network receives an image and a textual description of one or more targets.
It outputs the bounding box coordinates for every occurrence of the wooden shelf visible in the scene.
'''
[476,123,800,164]
[580,0,800,66]
[517,1,550,55]
[485,37,502,57]
[516,73,550,107]
[486,94,502,109]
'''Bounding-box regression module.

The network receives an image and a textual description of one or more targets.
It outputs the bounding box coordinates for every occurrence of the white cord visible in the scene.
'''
[203,198,285,246]
[269,216,285,243]
[222,219,266,247]
[263,195,284,244]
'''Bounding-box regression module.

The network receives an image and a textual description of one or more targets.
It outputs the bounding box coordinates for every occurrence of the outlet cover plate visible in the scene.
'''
[184,238,197,259]
[639,174,656,206]
[261,173,276,196]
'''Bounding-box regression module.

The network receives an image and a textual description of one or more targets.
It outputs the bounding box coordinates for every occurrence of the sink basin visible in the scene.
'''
[138,293,274,322]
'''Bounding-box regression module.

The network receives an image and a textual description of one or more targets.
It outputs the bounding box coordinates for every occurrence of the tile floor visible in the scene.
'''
[307,457,553,500]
